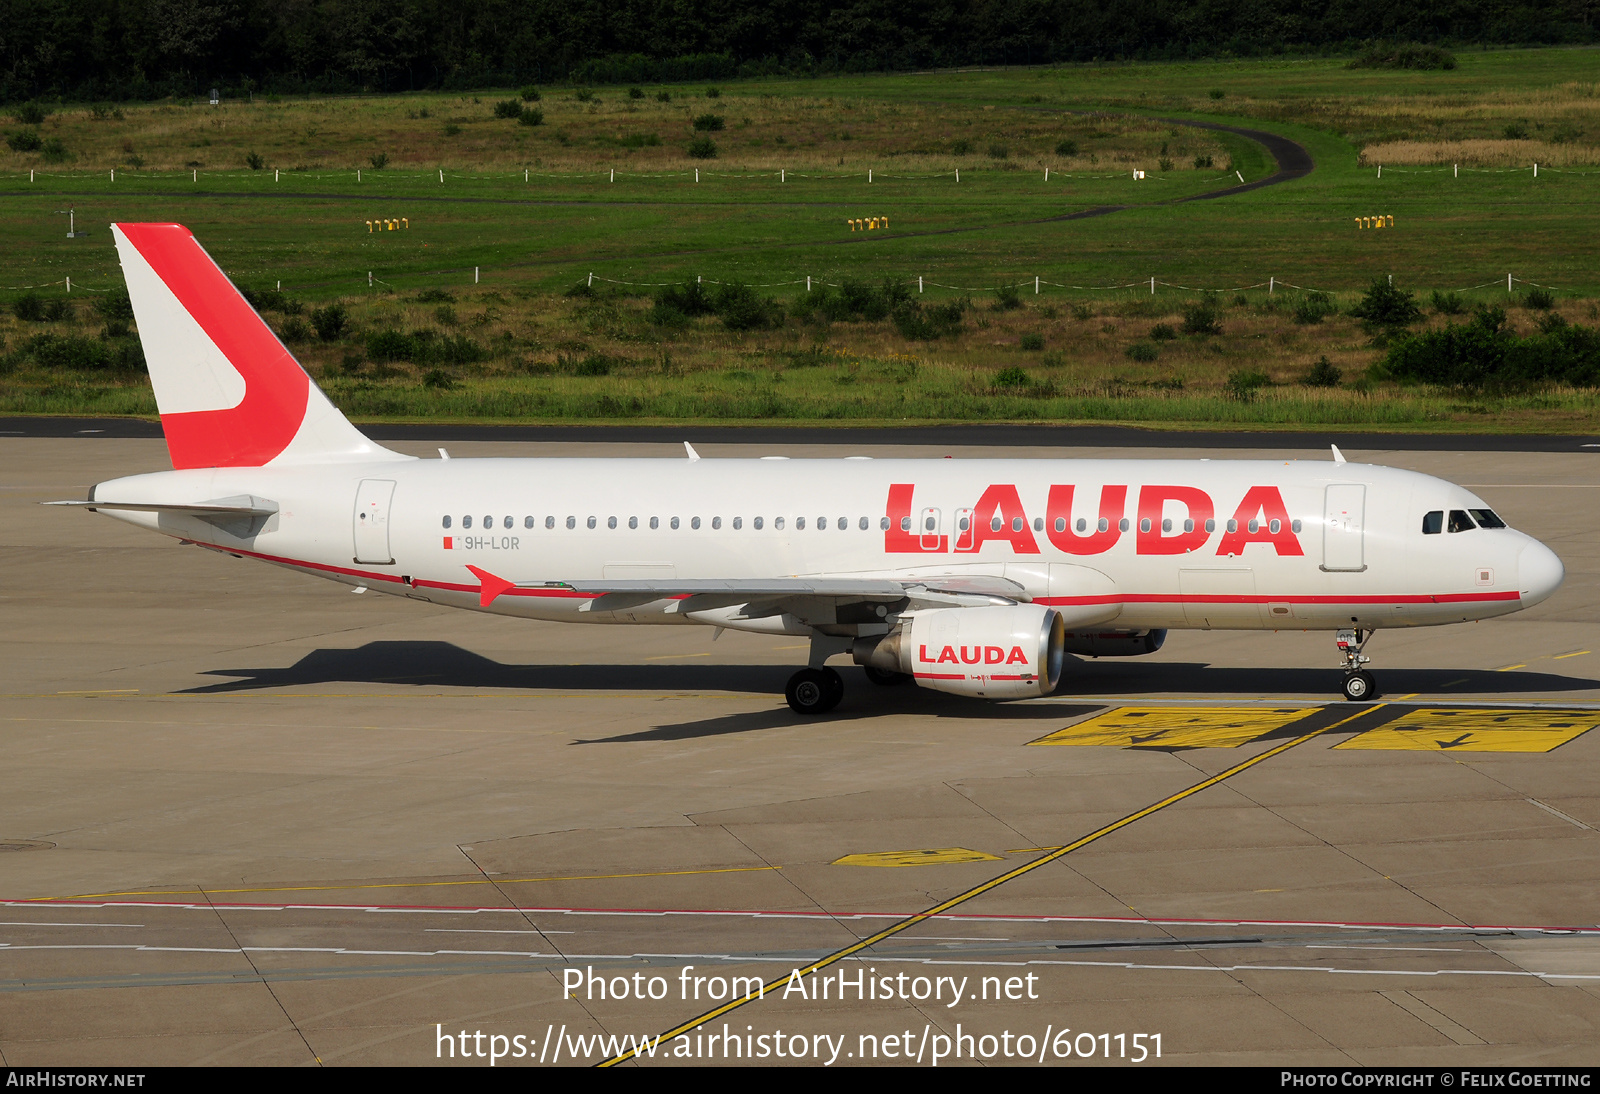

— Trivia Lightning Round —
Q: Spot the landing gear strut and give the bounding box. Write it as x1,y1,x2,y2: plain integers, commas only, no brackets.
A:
1337,628,1378,701
786,667,844,714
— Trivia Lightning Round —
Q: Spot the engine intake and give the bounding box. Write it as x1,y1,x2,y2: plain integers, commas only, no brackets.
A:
854,604,1066,699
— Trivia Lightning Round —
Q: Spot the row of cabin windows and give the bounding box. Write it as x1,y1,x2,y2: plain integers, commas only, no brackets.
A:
443,513,1303,536
444,514,892,532
1421,508,1506,535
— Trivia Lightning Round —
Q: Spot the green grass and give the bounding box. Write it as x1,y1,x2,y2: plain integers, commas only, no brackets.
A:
4,49,1600,430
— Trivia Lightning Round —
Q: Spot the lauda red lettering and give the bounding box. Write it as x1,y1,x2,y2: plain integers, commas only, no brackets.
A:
919,644,1030,665
884,484,924,553
1136,485,1214,555
1045,484,1126,555
959,483,1039,554
1217,485,1305,556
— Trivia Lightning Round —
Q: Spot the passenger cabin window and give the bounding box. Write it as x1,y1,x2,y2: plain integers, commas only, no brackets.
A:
776,517,786,530
504,516,513,530
1448,510,1476,533
1470,509,1507,529
463,515,473,529
879,517,889,530
442,515,452,529
546,516,555,529
899,517,910,532
525,516,534,529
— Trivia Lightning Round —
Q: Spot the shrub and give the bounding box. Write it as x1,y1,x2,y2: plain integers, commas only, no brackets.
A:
422,368,455,389
1523,286,1555,310
23,333,140,371
102,319,130,339
1226,369,1270,400
1149,323,1176,341
1193,154,1214,169
574,88,596,103
714,283,783,331
518,108,543,127
1158,157,1174,172
1181,301,1221,335
42,298,68,322
280,317,312,342
692,113,725,132
704,87,720,98
366,329,413,361
656,91,671,102
892,300,963,340
238,284,292,313
1431,290,1464,315
443,123,461,136
1055,139,1077,156
1537,312,1570,334
994,366,1031,387
627,87,644,100
14,103,46,125
369,152,388,169
415,288,456,303
1383,306,1600,389
493,99,523,119
1303,356,1342,387
96,288,134,324
39,138,67,163
1350,278,1422,326
1350,44,1457,70
1209,89,1225,100
986,144,1008,159
950,139,972,155
246,151,264,170
6,130,41,152
994,284,1022,311
1019,332,1044,351
687,137,717,159
620,133,660,147
654,281,715,318
14,293,45,321
1503,121,1529,140
647,303,691,330
1293,291,1336,325
1126,342,1159,362
520,85,542,102
311,304,347,342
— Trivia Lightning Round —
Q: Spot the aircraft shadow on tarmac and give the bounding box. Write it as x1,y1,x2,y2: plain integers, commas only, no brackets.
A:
180,641,1600,741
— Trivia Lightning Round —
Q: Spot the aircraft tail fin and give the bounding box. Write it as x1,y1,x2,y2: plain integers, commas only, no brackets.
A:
111,223,402,469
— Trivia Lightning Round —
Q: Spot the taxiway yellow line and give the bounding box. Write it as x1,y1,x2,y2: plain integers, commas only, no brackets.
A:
47,865,780,903
598,704,1379,1066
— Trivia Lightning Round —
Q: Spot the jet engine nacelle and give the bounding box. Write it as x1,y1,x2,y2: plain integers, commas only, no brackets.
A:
854,604,1066,699
1061,629,1167,657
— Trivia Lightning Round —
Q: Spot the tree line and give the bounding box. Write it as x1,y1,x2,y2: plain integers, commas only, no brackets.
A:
1,0,1595,101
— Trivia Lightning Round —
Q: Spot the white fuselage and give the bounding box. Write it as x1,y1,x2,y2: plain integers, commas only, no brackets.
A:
86,455,1563,636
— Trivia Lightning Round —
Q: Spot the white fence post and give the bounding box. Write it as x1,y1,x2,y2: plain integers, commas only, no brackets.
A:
955,169,959,183
868,169,872,183
1508,274,1513,293
368,271,372,287
807,276,811,292
918,276,923,293
1149,276,1154,295
476,267,481,284
65,277,70,293
439,169,444,183
1269,276,1274,294
1035,276,1039,295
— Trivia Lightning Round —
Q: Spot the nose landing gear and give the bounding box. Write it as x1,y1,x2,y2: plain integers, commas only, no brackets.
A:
1337,628,1378,701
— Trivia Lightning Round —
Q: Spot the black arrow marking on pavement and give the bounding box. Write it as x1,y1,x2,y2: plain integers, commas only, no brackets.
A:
1436,734,1473,749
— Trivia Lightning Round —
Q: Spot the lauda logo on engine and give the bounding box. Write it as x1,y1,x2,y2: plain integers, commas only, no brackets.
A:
919,644,1032,666
884,484,1305,556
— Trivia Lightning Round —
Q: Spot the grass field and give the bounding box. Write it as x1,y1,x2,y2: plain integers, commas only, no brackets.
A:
3,48,1599,430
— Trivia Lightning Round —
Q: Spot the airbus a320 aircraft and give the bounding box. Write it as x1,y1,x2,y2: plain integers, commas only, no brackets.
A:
51,224,1566,713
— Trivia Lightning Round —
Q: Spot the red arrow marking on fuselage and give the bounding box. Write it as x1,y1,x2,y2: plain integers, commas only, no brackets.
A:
465,565,516,607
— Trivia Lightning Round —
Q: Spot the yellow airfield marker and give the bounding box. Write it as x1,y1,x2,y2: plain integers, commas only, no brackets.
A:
832,848,1002,868
1336,708,1598,753
1029,705,1317,749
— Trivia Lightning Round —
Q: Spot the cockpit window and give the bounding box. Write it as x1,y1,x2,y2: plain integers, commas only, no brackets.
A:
1448,509,1477,533
1422,511,1442,535
1469,508,1507,529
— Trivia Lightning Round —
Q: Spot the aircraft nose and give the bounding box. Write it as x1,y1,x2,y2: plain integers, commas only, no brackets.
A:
1518,540,1565,607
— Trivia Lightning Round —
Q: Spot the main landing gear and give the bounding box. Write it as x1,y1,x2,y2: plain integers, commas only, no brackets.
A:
1337,628,1378,701
786,667,844,715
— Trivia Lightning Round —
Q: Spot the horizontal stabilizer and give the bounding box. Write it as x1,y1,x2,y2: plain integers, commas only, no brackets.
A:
44,494,279,517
